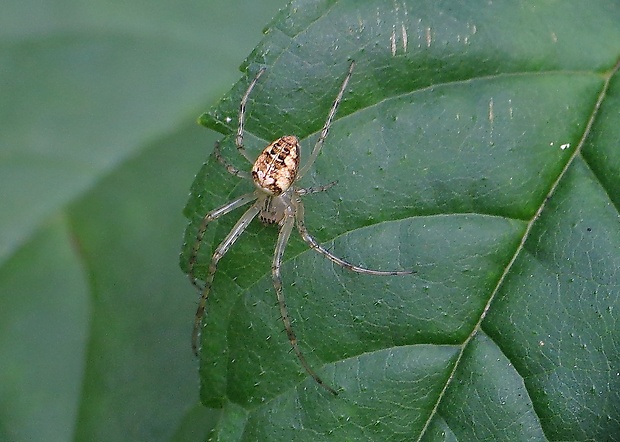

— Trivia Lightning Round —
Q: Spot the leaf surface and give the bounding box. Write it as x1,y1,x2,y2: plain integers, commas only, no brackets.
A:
180,0,620,440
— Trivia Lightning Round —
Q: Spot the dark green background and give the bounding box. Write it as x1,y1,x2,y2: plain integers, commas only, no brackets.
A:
0,0,287,441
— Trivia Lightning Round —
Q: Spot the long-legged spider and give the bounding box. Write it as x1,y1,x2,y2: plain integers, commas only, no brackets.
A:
187,61,412,395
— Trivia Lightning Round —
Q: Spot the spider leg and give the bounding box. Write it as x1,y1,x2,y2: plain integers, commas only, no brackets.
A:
273,214,338,395
297,61,355,180
296,180,338,196
294,196,413,276
213,141,251,179
188,192,258,290
192,202,261,355
236,67,266,164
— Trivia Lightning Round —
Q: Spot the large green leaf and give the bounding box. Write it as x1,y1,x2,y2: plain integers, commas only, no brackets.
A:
180,0,620,440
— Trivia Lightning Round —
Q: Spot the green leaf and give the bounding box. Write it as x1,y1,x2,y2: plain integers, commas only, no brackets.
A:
180,0,620,440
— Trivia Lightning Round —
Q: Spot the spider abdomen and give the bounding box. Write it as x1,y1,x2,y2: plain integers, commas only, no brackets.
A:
252,135,300,195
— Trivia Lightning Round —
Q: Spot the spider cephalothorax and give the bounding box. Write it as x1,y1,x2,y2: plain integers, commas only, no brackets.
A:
186,61,412,395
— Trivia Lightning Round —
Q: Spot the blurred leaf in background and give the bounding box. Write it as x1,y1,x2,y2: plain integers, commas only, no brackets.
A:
180,0,620,441
0,0,287,441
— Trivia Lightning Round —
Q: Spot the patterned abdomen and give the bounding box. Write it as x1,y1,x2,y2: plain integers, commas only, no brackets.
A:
252,135,300,195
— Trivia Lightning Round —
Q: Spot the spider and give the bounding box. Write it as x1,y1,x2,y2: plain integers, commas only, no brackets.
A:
187,61,412,395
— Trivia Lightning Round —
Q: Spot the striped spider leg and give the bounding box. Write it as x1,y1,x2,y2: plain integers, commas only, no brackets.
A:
187,61,413,395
